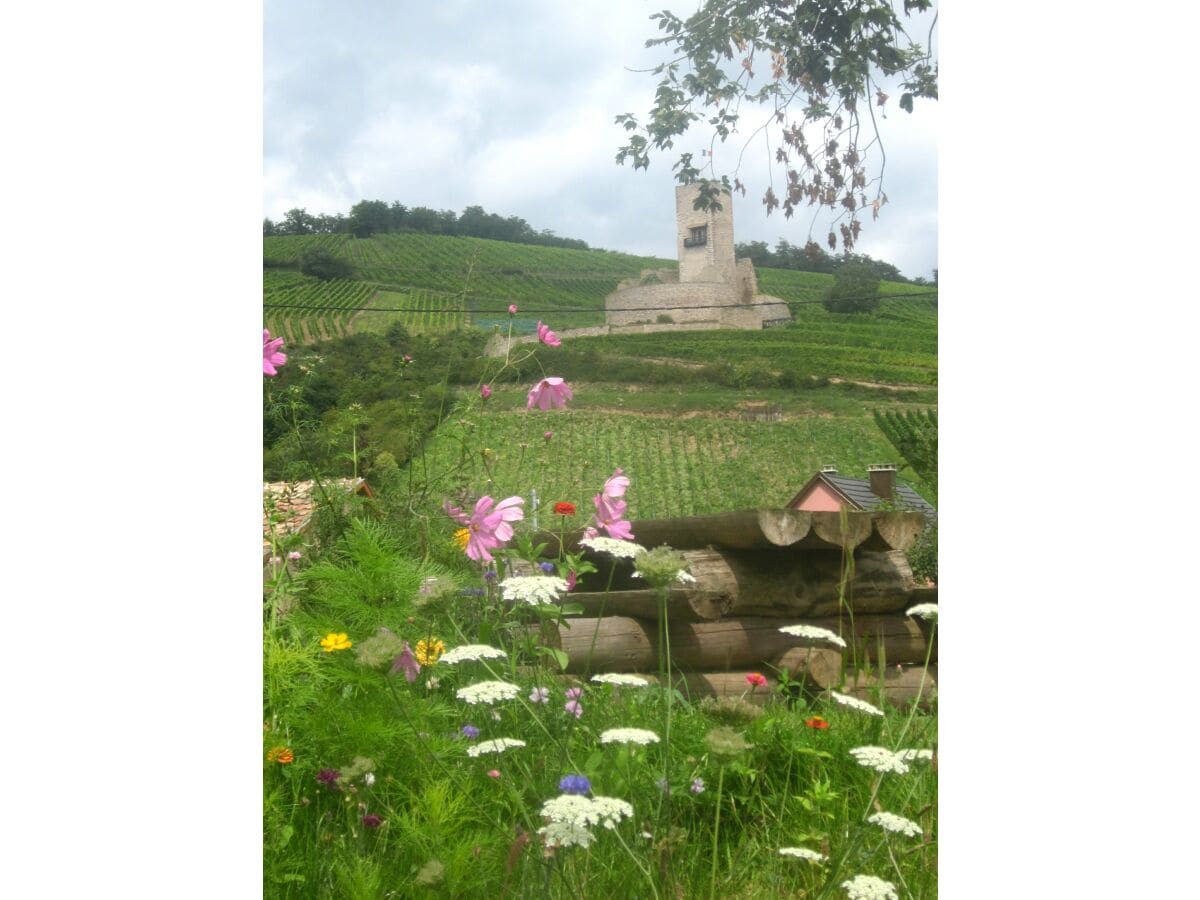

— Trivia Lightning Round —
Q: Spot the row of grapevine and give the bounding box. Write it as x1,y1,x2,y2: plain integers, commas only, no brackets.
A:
414,409,920,523
263,272,377,345
873,409,938,500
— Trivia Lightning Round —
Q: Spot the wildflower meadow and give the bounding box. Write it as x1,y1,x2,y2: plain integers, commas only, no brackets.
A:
263,316,938,898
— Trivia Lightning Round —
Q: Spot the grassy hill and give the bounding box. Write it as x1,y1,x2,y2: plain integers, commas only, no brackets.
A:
264,231,937,510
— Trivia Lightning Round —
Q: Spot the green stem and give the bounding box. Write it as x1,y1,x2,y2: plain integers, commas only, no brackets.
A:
708,764,726,900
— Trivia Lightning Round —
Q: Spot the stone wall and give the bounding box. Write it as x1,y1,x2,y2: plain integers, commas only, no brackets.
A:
605,282,731,327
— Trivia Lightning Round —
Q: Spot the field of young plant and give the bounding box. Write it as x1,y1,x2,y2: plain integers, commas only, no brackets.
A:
414,408,930,520
263,270,378,345
264,233,672,330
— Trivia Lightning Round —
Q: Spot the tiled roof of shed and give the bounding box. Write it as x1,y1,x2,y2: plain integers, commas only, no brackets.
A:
823,474,936,520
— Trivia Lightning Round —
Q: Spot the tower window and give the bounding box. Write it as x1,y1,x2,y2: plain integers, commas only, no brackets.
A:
683,225,708,247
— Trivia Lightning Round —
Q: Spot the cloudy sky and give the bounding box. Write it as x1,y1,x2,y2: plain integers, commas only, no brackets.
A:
265,0,938,279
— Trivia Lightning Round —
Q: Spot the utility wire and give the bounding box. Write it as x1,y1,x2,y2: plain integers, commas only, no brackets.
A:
262,290,938,314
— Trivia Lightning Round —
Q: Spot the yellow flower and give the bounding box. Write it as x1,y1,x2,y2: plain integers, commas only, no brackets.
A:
266,746,294,764
452,528,470,550
320,632,352,652
415,637,446,666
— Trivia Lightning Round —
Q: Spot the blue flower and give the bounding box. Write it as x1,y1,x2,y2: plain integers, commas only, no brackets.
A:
461,724,480,740
558,774,591,795
539,562,556,574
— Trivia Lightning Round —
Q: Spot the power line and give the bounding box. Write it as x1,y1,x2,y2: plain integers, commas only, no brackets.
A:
262,290,938,315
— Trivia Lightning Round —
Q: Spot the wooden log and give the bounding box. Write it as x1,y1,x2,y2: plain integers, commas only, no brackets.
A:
824,664,937,708
639,672,780,705
859,512,929,552
547,614,933,675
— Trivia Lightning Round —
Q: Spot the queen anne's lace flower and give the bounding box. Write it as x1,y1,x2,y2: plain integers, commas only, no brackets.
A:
830,691,884,716
599,727,660,746
778,847,827,862
590,673,649,687
440,644,508,665
906,603,939,620
589,796,634,829
456,680,520,705
465,738,526,758
580,536,646,558
849,746,911,775
499,575,569,606
867,811,923,837
538,820,594,848
778,624,848,648
841,874,899,900
539,794,633,831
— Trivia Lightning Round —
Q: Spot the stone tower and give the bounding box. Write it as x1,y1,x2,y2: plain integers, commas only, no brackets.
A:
675,182,737,286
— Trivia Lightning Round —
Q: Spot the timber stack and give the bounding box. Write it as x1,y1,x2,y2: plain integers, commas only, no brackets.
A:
525,509,937,708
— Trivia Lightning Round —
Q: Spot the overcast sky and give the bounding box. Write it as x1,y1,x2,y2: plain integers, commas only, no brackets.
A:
265,0,938,279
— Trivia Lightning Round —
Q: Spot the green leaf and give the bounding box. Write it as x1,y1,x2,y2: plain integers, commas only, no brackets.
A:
900,92,914,113
535,646,570,671
559,603,584,616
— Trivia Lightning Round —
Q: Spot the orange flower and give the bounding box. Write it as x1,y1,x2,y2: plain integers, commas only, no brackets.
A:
745,672,767,687
267,746,295,764
320,632,352,652
553,502,576,516
805,716,830,730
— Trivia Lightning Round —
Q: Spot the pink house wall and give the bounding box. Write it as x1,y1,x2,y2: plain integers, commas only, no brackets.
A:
791,482,845,512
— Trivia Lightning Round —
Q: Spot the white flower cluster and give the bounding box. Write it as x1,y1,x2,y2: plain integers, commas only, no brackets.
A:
778,847,827,862
906,603,939,621
580,536,646,558
440,644,508,665
455,680,520,705
465,738,526,758
867,811,923,837
540,793,634,830
590,673,650,687
830,691,884,716
629,569,696,584
841,874,898,900
896,748,934,763
599,727,660,746
848,746,911,775
499,575,569,606
778,624,848,648
538,820,594,849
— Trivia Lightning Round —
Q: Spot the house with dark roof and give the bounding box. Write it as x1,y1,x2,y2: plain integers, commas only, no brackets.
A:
787,464,935,521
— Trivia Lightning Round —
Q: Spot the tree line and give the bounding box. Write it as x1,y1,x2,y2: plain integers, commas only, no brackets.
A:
735,239,936,285
263,201,592,251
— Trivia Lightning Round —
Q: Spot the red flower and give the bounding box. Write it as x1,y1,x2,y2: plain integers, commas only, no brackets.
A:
745,672,767,688
805,716,830,730
553,502,576,516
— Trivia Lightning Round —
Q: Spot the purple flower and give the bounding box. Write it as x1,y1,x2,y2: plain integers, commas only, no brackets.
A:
564,700,583,718
361,814,383,828
526,377,573,411
537,321,562,348
480,384,492,400
529,686,550,704
558,774,591,795
287,550,302,561
539,562,556,574
390,641,421,684
565,687,583,700
484,569,497,580
263,329,287,376
690,777,706,794
461,724,480,740
316,768,341,785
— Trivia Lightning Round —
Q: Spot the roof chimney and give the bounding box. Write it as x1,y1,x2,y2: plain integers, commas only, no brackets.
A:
868,464,896,500
820,464,838,474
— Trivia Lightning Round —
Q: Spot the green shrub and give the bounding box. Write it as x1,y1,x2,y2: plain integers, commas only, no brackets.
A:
299,246,353,280
823,262,881,313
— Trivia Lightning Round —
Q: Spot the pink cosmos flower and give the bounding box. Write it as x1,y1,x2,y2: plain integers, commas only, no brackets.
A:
536,321,561,348
390,641,421,684
480,384,492,400
592,491,635,540
263,330,287,376
526,377,573,411
603,468,630,499
565,687,583,700
487,769,501,778
445,495,525,562
507,304,518,315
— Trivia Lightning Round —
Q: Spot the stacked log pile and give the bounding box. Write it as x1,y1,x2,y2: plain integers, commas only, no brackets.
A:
528,509,937,707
